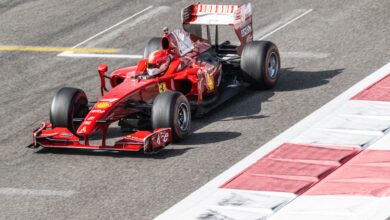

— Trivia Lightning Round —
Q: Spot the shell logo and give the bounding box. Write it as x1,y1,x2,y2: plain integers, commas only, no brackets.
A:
96,101,112,109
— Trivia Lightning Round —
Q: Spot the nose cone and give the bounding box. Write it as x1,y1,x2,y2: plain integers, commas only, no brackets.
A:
76,99,118,136
76,110,107,136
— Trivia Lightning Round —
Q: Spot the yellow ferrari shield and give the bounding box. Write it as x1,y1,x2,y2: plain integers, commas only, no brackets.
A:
158,82,167,93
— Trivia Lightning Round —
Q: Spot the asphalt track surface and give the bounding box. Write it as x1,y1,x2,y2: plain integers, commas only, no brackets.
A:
0,0,389,219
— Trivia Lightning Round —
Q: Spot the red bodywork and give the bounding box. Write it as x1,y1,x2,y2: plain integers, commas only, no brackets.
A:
31,3,253,153
32,30,222,153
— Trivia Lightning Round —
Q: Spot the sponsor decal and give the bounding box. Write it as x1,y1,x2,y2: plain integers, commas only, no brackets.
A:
241,24,252,37
99,98,119,102
126,134,143,142
83,121,92,125
152,130,170,146
158,82,167,93
87,116,95,121
79,126,87,133
96,101,112,109
91,109,106,113
106,113,114,120
60,133,73,137
40,133,57,137
206,74,215,91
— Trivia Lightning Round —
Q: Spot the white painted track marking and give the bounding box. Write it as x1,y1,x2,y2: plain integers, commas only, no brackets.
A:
258,9,313,40
57,5,153,57
58,52,143,59
0,188,76,197
155,63,390,219
84,6,170,48
70,5,153,48
370,130,390,150
253,9,308,40
58,8,317,60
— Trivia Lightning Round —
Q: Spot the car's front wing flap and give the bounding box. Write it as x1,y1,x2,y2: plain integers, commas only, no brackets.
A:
30,122,171,153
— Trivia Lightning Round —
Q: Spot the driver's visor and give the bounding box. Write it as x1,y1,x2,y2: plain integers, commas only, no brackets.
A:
147,63,157,69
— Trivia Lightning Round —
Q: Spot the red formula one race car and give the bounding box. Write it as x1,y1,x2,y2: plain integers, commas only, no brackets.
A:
30,3,281,153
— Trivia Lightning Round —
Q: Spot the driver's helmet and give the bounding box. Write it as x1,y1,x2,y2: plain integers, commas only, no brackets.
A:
147,50,171,76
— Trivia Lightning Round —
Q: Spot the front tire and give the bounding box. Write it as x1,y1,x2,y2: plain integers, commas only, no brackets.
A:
152,91,191,141
240,41,281,89
50,87,88,135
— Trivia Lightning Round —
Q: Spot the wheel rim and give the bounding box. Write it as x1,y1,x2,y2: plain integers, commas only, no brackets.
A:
177,103,189,131
267,52,279,79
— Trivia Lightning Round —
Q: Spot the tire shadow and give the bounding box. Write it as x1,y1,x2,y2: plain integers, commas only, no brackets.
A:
178,131,242,145
35,146,193,159
276,68,344,91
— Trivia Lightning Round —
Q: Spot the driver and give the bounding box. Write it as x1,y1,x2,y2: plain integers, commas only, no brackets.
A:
147,50,171,76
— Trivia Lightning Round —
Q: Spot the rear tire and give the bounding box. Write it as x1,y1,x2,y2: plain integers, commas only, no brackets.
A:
50,87,88,135
240,41,281,89
143,37,161,58
152,91,191,141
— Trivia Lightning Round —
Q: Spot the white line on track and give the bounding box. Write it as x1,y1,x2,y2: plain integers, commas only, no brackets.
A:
58,52,143,59
85,6,170,48
59,7,314,60
71,5,153,48
57,5,170,59
0,188,76,197
57,5,153,57
258,9,313,40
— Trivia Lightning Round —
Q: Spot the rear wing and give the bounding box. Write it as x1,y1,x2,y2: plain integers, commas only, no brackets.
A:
181,3,253,53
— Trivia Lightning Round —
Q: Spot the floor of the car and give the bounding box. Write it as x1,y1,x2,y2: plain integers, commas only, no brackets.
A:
193,81,248,118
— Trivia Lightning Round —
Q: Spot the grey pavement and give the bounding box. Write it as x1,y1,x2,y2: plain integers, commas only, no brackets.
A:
0,0,389,219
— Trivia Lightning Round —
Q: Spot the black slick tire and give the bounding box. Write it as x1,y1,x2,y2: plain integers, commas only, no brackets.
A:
240,41,281,89
152,91,191,141
50,87,88,135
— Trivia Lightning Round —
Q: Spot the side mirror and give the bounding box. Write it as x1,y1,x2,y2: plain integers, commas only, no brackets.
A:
98,63,108,74
98,64,108,96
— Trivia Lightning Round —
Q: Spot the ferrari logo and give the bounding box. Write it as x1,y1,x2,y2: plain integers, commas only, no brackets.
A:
158,82,167,93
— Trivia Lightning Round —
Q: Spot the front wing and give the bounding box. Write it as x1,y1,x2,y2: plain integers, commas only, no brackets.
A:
30,123,171,153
